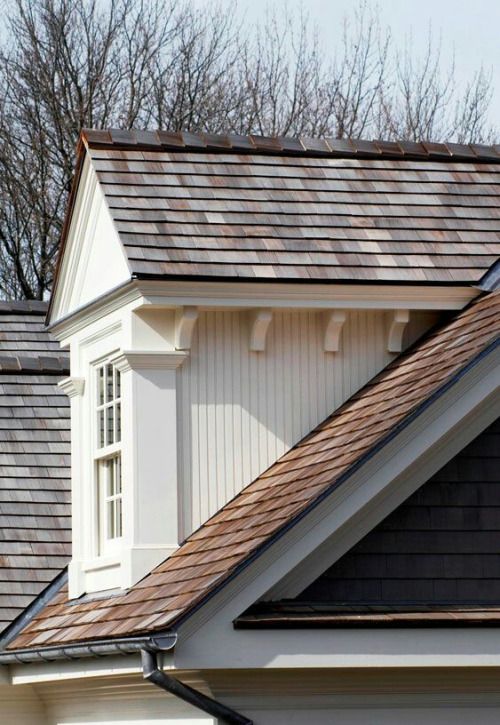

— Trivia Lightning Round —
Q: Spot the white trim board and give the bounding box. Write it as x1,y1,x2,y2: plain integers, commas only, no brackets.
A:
50,278,478,341
138,280,477,311
172,345,500,670
49,155,131,325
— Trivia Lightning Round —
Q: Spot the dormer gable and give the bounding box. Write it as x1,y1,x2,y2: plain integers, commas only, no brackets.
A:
50,154,130,323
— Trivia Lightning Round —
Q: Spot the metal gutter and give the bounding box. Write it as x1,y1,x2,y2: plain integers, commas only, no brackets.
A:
141,649,252,725
0,634,177,664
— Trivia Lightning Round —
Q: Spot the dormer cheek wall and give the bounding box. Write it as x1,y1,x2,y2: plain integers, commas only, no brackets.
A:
63,303,437,596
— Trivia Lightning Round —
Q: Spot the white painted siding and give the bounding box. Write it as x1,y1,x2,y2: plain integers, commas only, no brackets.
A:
0,682,47,724
178,309,392,535
10,670,500,725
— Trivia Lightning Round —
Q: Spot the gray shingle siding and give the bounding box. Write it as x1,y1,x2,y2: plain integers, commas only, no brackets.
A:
298,418,500,606
0,302,70,633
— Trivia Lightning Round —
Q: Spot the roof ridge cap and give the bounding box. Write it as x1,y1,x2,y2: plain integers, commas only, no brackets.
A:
81,128,500,163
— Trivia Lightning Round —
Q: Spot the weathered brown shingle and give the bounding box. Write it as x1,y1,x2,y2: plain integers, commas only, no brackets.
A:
52,130,500,294
7,291,500,651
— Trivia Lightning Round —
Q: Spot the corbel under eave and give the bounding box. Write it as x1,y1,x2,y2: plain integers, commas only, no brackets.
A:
323,310,347,352
387,309,410,353
249,309,273,352
175,306,199,350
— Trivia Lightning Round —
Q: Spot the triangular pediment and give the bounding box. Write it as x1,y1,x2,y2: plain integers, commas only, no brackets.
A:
50,154,130,323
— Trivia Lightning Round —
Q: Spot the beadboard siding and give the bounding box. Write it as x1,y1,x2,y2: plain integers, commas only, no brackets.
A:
178,309,393,534
298,417,500,606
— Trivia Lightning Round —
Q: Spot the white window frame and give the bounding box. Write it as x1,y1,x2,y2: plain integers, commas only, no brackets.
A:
93,358,123,556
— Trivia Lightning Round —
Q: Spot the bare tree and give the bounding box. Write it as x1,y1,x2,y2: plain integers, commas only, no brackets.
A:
378,30,495,143
0,0,496,299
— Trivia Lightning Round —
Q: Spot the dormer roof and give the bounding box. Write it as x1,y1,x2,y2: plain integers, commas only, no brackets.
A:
50,130,500,318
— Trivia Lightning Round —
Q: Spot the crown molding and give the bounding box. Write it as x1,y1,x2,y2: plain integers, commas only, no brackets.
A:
109,350,189,373
58,376,85,398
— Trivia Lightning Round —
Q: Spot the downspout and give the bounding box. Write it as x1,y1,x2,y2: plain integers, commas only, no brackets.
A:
141,649,253,725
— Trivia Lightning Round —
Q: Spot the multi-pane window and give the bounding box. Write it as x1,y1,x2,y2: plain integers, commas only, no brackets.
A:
95,362,122,552
97,363,121,448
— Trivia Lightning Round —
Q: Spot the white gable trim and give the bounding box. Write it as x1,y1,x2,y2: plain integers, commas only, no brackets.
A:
172,344,499,669
50,155,130,324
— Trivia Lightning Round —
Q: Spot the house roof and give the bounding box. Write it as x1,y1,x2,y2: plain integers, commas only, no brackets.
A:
7,290,500,652
53,130,500,297
0,302,71,634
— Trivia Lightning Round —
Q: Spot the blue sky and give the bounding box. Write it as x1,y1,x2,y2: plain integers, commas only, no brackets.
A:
195,0,500,130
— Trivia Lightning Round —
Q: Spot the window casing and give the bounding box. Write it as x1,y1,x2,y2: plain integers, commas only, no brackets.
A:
94,361,122,554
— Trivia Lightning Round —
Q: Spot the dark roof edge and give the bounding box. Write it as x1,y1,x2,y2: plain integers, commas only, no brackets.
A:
0,633,177,664
82,129,500,163
132,272,480,287
479,259,500,291
0,570,68,652
0,569,178,663
174,323,500,631
234,613,500,629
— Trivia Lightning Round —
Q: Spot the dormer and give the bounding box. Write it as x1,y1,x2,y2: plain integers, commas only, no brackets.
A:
50,130,486,598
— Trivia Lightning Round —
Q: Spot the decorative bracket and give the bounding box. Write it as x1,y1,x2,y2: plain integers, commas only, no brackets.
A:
58,376,85,398
110,350,188,373
323,310,347,352
249,309,273,352
387,309,410,353
175,306,199,350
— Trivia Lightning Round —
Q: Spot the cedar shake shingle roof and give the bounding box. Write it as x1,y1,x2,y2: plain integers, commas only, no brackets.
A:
7,291,500,651
59,130,500,290
0,302,70,633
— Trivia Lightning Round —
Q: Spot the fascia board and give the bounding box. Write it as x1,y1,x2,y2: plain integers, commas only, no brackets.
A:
137,280,478,311
49,153,92,324
173,346,500,668
50,278,477,344
173,625,500,672
9,654,143,685
49,282,143,345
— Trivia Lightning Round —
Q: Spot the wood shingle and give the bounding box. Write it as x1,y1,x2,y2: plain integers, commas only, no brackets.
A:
0,302,70,633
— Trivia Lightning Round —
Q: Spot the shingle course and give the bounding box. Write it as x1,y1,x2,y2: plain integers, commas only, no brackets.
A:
68,130,500,286
0,303,70,633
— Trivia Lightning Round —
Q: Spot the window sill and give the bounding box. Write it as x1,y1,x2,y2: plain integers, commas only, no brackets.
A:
82,554,121,573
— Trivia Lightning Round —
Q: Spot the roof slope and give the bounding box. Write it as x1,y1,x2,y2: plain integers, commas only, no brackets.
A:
0,302,70,633
8,291,500,651
67,130,500,287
